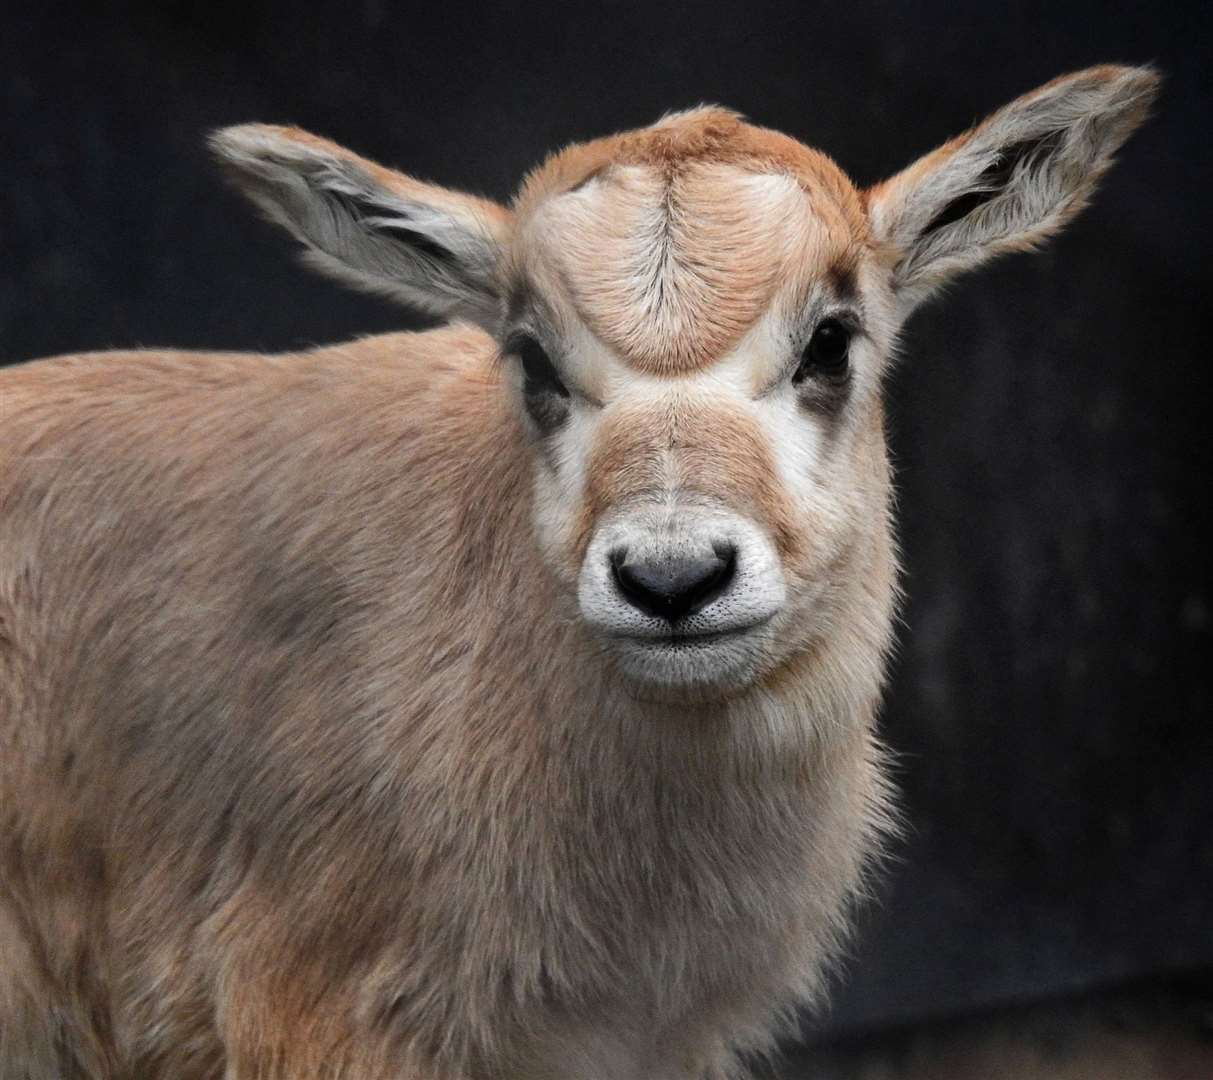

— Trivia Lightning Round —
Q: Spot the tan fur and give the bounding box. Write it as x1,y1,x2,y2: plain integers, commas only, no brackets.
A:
0,331,891,1078
0,66,1155,1079
514,107,866,228
577,398,806,563
510,108,865,375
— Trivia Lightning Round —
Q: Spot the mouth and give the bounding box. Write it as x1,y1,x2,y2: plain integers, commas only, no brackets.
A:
602,617,777,693
611,619,770,649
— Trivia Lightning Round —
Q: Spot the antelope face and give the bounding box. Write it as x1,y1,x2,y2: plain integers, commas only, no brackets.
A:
212,67,1157,693
501,118,894,693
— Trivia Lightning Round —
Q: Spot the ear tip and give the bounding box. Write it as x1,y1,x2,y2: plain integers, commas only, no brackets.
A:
1085,63,1164,106
1113,63,1164,97
1052,64,1161,137
207,123,283,163
1110,65,1164,135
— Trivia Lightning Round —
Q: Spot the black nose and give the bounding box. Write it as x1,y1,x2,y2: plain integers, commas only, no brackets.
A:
610,545,737,622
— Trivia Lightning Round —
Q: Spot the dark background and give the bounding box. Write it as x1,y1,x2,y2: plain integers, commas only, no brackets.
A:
3,0,1210,1056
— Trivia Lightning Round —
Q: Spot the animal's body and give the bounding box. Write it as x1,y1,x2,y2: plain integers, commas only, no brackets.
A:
0,67,1156,1078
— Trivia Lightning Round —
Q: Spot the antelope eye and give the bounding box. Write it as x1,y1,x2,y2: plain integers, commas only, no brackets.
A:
511,334,571,435
516,336,568,399
794,318,851,383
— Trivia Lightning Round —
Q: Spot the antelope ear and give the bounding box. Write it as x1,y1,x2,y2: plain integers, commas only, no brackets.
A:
210,124,511,331
865,65,1159,313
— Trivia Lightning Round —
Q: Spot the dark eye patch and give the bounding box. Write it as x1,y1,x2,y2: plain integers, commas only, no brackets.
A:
507,333,570,434
518,337,568,399
790,314,856,418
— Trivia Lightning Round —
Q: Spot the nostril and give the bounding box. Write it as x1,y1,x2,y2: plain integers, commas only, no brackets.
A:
611,544,737,622
712,541,738,579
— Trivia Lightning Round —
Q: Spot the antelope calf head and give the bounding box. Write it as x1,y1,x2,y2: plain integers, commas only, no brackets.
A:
215,66,1156,699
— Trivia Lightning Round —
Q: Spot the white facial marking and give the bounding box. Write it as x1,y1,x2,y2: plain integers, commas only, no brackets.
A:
512,163,886,692
577,500,788,689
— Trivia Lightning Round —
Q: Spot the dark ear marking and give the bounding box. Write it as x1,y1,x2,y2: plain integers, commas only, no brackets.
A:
923,128,1067,236
368,220,456,266
318,181,461,269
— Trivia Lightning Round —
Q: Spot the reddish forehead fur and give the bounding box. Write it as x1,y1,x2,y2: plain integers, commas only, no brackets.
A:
516,106,865,212
511,107,869,376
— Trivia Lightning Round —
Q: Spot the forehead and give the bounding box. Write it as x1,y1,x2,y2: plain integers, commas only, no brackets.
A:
509,107,868,376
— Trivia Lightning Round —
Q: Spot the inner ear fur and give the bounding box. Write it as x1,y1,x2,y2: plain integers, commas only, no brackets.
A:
210,124,512,330
865,65,1160,309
